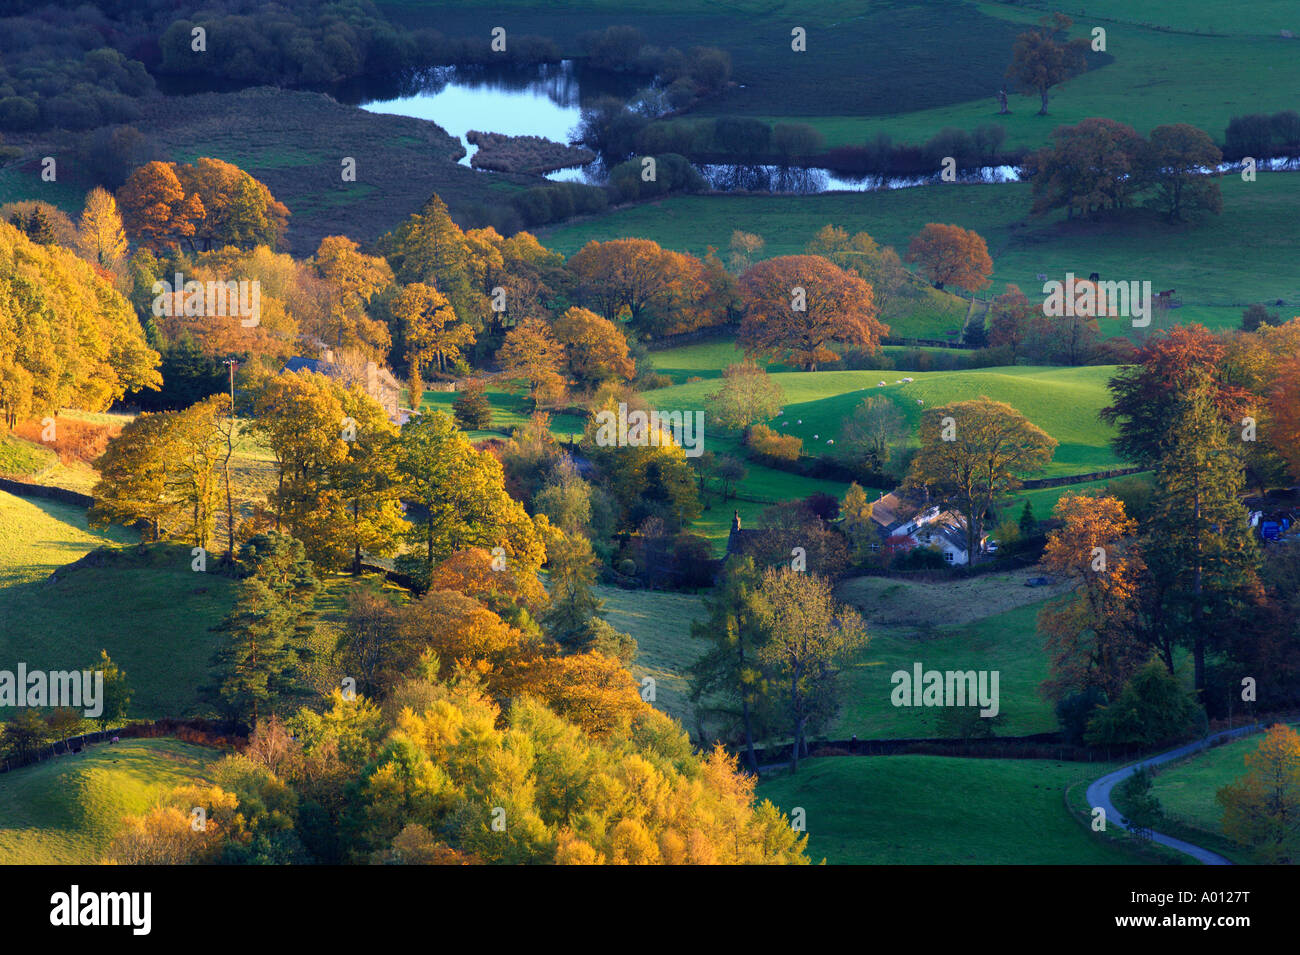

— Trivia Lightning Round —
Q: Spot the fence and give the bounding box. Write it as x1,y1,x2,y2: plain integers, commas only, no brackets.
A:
1020,467,1144,490
749,733,1145,769
0,718,238,775
0,727,125,774
0,476,93,508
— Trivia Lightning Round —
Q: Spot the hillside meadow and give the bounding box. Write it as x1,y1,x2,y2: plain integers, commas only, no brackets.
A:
649,363,1124,477
758,755,1146,864
0,738,216,864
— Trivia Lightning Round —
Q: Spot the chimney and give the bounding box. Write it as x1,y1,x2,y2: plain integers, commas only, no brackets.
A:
731,510,741,532
366,361,378,394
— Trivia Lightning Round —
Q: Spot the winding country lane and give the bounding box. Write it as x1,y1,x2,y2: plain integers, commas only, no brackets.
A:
1085,723,1263,865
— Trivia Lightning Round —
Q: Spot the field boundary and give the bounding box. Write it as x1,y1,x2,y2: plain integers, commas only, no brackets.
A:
0,476,93,508
1,718,236,776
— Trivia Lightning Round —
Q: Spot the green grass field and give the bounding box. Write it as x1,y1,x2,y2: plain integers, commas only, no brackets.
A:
0,493,235,718
596,583,704,730
832,598,1057,738
758,755,1145,864
651,364,1123,477
543,174,1300,335
0,738,216,864
414,385,588,440
1115,724,1289,863
0,488,392,719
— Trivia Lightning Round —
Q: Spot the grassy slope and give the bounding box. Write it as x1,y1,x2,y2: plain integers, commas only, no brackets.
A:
787,4,1300,150
0,738,215,864
833,598,1056,738
758,755,1144,864
595,583,703,730
1124,725,1293,863
0,493,234,717
651,364,1122,476
542,174,1300,334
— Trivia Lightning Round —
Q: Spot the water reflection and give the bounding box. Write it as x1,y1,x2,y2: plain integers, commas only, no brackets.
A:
358,60,635,166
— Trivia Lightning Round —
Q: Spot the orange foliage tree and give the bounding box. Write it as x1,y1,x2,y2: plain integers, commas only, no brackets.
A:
1038,494,1149,701
738,254,886,371
905,223,993,294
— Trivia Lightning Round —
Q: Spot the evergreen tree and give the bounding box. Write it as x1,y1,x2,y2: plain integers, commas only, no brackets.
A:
209,533,318,727
540,531,603,649
1018,500,1037,537
688,557,774,771
1145,372,1261,697
452,381,493,430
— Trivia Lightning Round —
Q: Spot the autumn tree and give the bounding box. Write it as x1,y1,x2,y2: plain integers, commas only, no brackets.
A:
304,236,394,362
391,282,475,378
1006,13,1089,115
335,388,405,575
1,220,160,428
582,391,701,532
753,568,867,772
176,157,290,251
428,545,548,631
567,238,720,336
251,371,351,562
707,360,785,432
1027,118,1145,218
840,483,877,561
728,229,765,273
986,284,1035,363
395,410,546,589
497,317,568,407
1038,494,1148,702
117,160,203,251
553,305,635,388
76,186,128,272
90,395,229,548
1140,123,1224,222
1272,351,1300,480
906,397,1057,562
1101,325,1254,469
89,411,177,542
805,224,910,317
166,393,231,550
738,255,886,371
905,223,993,295
1218,724,1300,863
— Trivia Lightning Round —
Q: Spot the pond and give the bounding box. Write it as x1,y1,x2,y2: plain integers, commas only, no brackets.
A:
357,60,637,167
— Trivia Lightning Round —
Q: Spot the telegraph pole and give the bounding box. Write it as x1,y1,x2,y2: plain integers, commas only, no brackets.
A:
221,358,239,561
